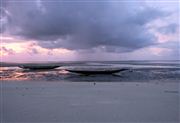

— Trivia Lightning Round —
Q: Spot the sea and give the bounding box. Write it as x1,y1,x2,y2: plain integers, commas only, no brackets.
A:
1,61,180,82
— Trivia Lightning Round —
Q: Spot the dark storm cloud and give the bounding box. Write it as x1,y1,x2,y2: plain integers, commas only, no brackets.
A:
4,1,167,52
158,23,178,34
0,7,11,33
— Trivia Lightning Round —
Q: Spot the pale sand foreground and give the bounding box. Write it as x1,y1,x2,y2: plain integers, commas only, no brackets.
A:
1,81,180,123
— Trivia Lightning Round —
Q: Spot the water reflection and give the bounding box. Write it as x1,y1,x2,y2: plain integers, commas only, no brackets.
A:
1,64,180,82
0,67,69,81
0,67,27,81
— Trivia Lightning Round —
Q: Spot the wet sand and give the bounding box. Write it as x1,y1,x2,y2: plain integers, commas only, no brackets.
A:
1,81,180,123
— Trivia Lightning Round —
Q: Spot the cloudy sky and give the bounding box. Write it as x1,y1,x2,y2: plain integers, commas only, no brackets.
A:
0,0,179,62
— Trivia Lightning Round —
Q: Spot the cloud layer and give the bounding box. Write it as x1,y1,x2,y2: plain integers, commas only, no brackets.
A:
1,0,179,61
3,1,169,52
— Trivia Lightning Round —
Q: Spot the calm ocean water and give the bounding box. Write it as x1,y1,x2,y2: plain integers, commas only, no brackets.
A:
1,61,180,82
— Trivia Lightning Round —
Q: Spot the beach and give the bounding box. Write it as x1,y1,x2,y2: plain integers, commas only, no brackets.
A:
1,81,179,123
1,61,180,123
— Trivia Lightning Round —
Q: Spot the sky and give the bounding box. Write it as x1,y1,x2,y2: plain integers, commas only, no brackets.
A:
0,0,179,62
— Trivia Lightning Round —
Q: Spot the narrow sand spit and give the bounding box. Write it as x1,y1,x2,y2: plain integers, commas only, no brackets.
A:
1,81,179,123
